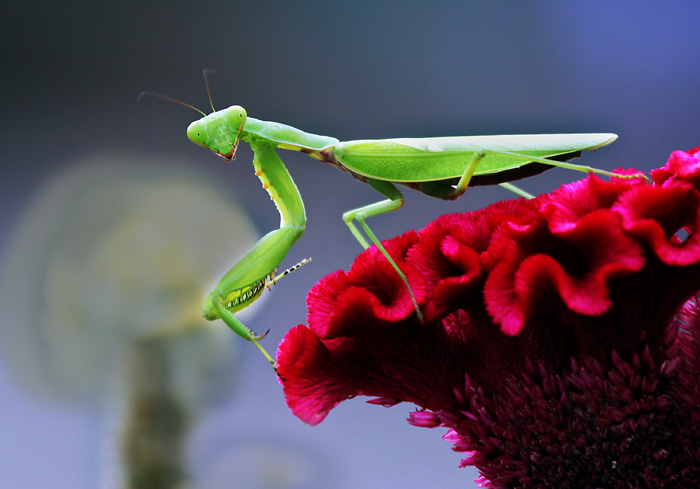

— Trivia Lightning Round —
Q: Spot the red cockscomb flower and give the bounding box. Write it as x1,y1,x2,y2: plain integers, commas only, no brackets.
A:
277,147,700,488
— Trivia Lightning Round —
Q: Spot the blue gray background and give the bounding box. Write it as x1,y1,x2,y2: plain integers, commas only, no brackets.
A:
2,2,700,488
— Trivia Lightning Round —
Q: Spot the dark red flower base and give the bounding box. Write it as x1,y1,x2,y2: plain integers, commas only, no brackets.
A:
277,148,700,487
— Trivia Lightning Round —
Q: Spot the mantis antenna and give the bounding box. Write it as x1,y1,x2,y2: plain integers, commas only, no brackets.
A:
137,69,218,115
136,91,207,117
202,68,217,112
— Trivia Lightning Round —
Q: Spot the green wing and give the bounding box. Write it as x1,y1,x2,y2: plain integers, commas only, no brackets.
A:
333,133,618,183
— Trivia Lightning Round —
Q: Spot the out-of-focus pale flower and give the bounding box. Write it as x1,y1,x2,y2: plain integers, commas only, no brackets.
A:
0,155,260,400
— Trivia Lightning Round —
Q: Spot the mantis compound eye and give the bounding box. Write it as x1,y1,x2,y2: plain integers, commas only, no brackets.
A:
186,120,208,147
223,105,247,130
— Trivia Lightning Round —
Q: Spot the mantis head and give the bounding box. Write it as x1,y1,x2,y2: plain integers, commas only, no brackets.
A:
187,105,247,161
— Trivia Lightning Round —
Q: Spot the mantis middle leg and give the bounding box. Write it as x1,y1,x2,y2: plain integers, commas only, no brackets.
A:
342,179,425,323
341,156,506,323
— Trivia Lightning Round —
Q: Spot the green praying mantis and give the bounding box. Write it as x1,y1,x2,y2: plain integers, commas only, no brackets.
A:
142,73,644,369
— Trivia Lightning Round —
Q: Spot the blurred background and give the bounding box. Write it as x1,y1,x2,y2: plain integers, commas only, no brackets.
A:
2,1,700,488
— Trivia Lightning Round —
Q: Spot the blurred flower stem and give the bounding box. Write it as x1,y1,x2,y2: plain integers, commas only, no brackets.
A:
122,339,188,489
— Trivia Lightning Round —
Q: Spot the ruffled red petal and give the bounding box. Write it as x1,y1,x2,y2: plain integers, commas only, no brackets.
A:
306,232,428,338
345,231,427,324
615,182,700,265
651,149,700,187
543,173,646,233
406,213,485,320
276,325,355,425
306,269,351,338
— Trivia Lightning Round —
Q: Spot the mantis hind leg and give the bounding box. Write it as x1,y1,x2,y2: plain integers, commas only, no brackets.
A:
497,182,536,199
342,179,424,323
452,149,647,200
452,150,534,198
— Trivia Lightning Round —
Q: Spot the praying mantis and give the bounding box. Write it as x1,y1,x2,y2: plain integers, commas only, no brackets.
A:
142,73,640,368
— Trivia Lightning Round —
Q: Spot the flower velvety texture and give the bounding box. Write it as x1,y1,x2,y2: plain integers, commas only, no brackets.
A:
277,148,700,488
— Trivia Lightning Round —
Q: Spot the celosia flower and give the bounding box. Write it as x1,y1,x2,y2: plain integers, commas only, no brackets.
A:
277,148,700,488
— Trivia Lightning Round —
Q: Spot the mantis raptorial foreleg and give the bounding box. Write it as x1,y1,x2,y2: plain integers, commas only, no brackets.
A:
208,253,311,368
212,302,275,364
202,225,304,365
201,142,307,367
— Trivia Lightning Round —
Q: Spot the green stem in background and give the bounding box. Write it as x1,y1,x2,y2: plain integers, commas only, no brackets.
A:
122,339,189,489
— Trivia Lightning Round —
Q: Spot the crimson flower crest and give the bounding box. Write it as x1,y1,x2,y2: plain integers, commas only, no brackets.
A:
278,148,700,488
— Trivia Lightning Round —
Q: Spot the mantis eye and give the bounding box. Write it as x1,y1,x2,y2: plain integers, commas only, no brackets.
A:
186,121,208,146
223,105,247,130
